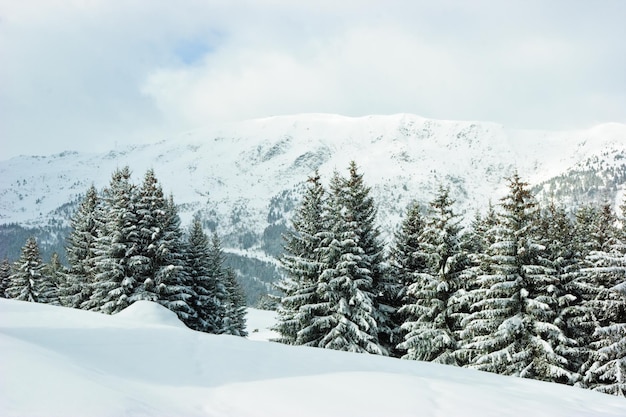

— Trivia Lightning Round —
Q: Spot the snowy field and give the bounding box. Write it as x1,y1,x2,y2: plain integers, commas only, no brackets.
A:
1,299,625,417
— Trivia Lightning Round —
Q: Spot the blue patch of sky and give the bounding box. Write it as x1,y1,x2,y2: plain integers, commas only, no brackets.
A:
174,37,216,65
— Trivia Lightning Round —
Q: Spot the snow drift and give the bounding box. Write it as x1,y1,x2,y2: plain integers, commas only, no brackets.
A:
1,298,625,416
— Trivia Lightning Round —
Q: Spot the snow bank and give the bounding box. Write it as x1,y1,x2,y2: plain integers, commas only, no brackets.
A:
1,298,625,417
113,300,188,328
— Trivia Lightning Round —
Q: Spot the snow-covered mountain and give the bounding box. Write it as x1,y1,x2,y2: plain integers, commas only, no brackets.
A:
1,114,625,299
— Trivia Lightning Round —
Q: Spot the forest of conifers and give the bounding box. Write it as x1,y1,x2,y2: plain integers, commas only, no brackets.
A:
2,161,625,397
273,161,626,397
1,167,247,337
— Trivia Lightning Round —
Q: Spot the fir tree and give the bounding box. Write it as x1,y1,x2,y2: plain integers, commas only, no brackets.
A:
87,167,140,313
6,237,58,304
222,268,248,336
0,258,11,298
206,232,230,332
274,173,326,346
153,195,195,322
387,202,427,357
311,163,385,355
130,169,167,303
580,205,626,396
185,223,227,333
64,185,100,309
43,252,66,306
462,173,573,383
538,202,588,378
462,202,499,269
456,202,498,365
397,186,469,364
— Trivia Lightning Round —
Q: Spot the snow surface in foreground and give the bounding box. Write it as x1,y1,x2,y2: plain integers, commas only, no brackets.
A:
1,299,625,417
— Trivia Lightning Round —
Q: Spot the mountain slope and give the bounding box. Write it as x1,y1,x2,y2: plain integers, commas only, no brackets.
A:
2,298,626,417
1,114,625,300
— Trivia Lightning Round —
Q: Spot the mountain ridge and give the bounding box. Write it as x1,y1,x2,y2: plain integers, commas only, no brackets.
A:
1,113,625,303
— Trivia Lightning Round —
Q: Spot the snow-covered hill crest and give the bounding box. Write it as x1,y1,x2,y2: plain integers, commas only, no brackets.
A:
1,113,625,255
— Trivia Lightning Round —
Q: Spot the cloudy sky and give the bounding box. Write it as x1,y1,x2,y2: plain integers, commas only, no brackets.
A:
1,0,625,158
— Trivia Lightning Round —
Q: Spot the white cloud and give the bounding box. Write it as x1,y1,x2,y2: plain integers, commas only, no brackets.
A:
1,0,625,158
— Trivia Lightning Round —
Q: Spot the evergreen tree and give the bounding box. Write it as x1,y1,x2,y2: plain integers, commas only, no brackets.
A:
456,203,498,365
152,195,195,322
462,173,573,383
538,202,588,377
43,252,66,306
64,185,100,309
222,268,248,336
387,202,427,357
0,258,11,298
310,163,385,355
130,169,166,303
87,167,140,313
6,237,58,304
274,173,326,346
580,204,626,395
397,186,469,364
185,222,227,333
463,202,499,268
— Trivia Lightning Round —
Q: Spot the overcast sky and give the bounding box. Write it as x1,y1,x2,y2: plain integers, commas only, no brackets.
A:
1,0,625,159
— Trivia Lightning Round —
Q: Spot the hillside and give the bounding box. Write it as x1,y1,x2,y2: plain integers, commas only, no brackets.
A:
1,114,625,301
2,298,625,416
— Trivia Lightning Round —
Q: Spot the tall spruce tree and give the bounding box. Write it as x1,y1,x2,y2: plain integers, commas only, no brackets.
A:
6,237,58,304
563,204,616,371
274,173,326,346
538,202,588,377
397,186,469,364
64,185,100,309
387,202,427,357
130,169,168,303
456,203,499,365
152,195,195,323
461,173,573,383
197,229,230,333
185,218,220,332
580,204,626,396
311,163,385,355
87,167,140,313
0,258,11,298
222,268,248,336
43,252,66,306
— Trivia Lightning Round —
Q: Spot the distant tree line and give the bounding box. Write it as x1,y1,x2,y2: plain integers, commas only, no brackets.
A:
274,162,626,397
1,167,247,336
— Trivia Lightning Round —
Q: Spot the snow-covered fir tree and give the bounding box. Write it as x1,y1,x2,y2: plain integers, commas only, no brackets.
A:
310,163,386,355
152,195,195,323
461,173,574,383
345,162,394,354
43,252,66,304
456,202,499,365
462,202,499,268
397,186,469,364
580,203,626,396
6,237,59,304
205,232,230,332
184,220,227,333
64,185,100,308
86,167,140,313
0,258,11,298
129,169,170,303
387,202,427,357
538,202,589,377
222,268,248,336
274,172,326,346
